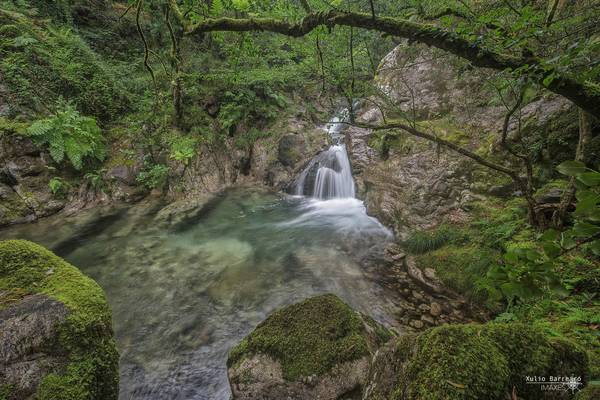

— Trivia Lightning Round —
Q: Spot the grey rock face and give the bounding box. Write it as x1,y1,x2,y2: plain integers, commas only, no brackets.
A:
229,354,369,400
0,294,70,399
0,135,61,226
348,43,574,236
278,134,306,167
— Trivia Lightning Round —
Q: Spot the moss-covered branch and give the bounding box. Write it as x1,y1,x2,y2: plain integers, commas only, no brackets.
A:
181,10,600,118
363,120,518,178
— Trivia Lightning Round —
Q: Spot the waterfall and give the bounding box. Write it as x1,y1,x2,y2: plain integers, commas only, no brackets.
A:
295,109,356,199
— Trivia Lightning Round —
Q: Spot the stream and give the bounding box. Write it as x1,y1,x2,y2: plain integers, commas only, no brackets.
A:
0,112,398,399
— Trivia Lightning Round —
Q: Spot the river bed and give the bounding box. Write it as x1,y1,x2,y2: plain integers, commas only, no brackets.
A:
0,188,396,399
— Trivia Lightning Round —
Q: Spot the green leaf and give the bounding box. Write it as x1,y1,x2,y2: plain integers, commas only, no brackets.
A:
556,161,586,177
542,72,556,87
525,249,542,261
542,242,561,259
504,250,519,264
573,222,600,237
577,172,600,187
540,229,559,241
575,189,599,203
560,232,576,249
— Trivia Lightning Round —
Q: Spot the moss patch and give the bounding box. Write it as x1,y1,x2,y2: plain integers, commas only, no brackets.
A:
388,323,588,400
227,294,392,381
0,239,119,400
415,244,498,302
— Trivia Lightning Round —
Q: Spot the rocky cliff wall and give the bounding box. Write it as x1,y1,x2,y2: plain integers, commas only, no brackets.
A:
347,43,577,237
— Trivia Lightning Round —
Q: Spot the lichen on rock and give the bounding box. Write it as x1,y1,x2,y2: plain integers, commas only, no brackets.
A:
227,293,394,400
0,239,119,400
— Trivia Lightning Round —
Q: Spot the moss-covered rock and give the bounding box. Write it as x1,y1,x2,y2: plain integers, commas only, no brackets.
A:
0,240,119,400
364,323,589,400
227,294,394,400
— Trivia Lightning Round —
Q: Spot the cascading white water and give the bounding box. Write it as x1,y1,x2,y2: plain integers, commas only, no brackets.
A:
311,145,355,198
295,109,356,199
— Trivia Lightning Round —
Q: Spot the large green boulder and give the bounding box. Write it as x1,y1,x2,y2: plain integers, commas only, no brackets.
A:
227,294,394,400
364,323,589,400
0,240,119,400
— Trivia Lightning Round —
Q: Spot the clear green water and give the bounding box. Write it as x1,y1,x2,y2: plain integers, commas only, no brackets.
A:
0,188,395,399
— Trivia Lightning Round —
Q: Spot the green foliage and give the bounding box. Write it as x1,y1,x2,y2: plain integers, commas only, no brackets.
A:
472,199,528,250
84,170,106,192
0,117,27,137
402,224,463,254
217,87,287,133
136,159,169,189
483,245,566,305
417,244,497,304
234,128,271,149
546,161,600,254
0,10,129,120
477,161,600,307
27,104,105,170
169,136,197,166
48,176,68,197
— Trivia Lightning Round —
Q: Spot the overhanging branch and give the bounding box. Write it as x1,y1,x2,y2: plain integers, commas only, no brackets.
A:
354,120,519,179
179,10,599,118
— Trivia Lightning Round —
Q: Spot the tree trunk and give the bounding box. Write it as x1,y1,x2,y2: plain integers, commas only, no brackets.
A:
552,109,593,227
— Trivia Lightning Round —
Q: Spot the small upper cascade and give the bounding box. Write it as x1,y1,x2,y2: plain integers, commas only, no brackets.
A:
295,109,356,199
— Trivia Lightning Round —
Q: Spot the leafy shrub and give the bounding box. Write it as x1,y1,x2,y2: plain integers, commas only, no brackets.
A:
479,161,600,307
0,14,129,120
48,176,68,197
84,169,106,192
136,160,169,189
27,104,105,170
217,87,286,133
169,136,197,166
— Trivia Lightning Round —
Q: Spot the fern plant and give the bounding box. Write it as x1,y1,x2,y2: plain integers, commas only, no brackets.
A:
48,176,68,197
27,103,105,170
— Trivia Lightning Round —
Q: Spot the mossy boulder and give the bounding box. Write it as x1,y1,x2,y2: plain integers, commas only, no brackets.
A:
227,294,394,400
364,323,589,400
0,240,119,400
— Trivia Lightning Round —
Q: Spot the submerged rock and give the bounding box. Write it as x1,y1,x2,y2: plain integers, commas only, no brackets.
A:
0,240,119,400
227,294,394,400
153,194,219,230
363,323,588,400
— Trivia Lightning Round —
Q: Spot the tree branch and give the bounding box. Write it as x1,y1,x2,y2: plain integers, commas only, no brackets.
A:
135,0,157,94
180,10,600,118
560,230,600,256
354,120,519,178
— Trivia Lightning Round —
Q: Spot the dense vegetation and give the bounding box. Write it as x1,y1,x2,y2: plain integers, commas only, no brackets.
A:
0,0,599,398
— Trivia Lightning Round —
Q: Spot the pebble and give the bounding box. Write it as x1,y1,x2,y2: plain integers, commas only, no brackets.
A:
412,290,424,302
430,302,442,317
411,320,424,329
418,304,430,312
